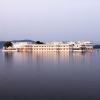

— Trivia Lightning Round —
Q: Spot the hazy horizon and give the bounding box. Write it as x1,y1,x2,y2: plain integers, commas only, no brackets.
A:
0,0,100,41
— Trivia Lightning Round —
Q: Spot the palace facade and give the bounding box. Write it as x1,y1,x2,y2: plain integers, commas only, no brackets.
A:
3,41,93,52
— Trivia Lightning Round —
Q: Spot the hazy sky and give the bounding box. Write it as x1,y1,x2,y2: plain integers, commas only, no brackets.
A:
0,0,100,41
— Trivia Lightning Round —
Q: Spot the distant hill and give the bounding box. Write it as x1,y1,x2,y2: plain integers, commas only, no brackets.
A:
11,39,35,43
0,41,5,49
93,45,100,49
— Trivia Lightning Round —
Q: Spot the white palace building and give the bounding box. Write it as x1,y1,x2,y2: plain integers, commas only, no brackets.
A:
3,41,93,52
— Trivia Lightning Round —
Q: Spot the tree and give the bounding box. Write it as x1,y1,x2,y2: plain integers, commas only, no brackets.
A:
4,42,13,49
35,41,44,44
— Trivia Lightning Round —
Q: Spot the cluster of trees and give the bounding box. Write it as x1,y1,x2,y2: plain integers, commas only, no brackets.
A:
4,42,13,49
35,41,44,44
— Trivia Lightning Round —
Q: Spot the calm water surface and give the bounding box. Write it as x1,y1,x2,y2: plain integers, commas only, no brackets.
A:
0,50,100,100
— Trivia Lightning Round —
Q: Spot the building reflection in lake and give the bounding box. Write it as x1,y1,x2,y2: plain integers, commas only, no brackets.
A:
3,51,93,69
3,52,14,67
1,50,100,100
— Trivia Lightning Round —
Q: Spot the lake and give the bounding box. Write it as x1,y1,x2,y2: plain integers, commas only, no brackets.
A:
0,50,100,100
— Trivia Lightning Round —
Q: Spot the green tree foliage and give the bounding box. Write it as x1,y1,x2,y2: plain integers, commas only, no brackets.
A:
35,41,44,44
4,42,13,48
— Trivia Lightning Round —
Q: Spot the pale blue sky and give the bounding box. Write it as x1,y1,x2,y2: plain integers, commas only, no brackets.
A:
0,0,100,41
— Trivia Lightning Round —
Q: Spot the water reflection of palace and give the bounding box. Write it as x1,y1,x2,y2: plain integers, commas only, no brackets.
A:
3,52,14,67
3,51,94,68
